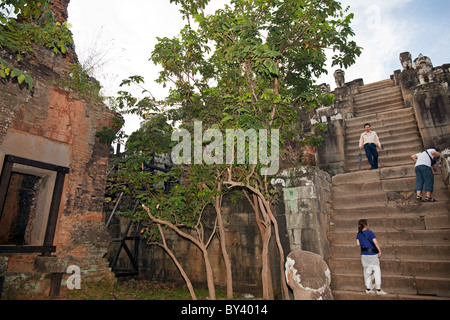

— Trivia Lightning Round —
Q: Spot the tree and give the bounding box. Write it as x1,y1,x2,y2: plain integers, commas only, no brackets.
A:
116,0,361,300
109,114,221,300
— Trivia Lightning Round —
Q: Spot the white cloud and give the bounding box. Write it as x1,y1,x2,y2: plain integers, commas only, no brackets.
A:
316,1,417,88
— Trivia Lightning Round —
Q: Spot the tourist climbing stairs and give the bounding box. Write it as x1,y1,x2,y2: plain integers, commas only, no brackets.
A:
328,79,450,299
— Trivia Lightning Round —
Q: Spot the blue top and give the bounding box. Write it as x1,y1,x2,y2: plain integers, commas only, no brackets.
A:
356,230,377,255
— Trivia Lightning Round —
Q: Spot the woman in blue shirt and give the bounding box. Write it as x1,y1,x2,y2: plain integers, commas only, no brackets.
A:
356,219,387,295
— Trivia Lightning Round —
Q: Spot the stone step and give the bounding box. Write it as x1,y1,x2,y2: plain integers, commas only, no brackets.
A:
345,137,422,154
332,169,384,185
332,192,387,209
330,257,450,278
333,165,445,184
346,124,420,143
354,86,402,102
345,155,423,173
333,190,450,210
330,229,450,245
329,243,450,260
357,79,395,93
330,212,450,231
332,180,383,196
381,176,447,193
346,117,417,137
345,149,423,168
346,138,422,154
331,272,450,297
332,289,450,300
354,93,403,109
346,127,421,145
332,205,450,228
331,201,450,217
354,96,404,115
345,124,423,145
346,161,415,173
345,145,425,164
345,117,418,137
354,104,404,119
345,108,415,128
354,103,406,118
345,154,422,172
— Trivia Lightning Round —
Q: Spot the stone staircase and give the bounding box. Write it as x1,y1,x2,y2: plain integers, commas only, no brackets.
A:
328,79,450,300
345,79,423,172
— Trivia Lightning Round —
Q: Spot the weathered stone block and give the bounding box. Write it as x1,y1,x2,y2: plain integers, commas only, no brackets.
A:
285,250,333,300
34,256,68,273
0,257,8,274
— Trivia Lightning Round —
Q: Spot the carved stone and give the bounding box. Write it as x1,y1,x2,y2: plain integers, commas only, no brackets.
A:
334,69,345,88
414,53,434,84
400,52,413,70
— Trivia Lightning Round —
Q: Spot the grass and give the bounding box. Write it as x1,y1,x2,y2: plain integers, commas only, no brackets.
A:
66,278,256,300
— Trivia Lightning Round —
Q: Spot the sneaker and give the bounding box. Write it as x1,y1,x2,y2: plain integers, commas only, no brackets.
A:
365,289,375,294
376,289,388,295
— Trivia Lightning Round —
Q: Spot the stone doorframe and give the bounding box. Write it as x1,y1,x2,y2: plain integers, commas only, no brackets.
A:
0,155,69,256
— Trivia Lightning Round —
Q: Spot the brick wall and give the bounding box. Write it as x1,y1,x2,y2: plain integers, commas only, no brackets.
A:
0,4,118,297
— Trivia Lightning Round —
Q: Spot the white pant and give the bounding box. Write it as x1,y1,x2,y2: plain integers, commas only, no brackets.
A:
361,255,381,288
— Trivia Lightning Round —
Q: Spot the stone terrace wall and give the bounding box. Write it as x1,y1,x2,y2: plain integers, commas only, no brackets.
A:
274,166,332,261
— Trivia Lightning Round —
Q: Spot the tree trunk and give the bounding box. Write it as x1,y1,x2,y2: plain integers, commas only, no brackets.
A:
245,192,274,300
201,247,216,300
261,221,274,299
215,192,233,299
229,182,289,300
143,204,217,300
259,195,290,300
155,225,197,300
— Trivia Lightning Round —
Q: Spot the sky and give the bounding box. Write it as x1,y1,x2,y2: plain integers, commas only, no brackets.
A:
67,0,450,136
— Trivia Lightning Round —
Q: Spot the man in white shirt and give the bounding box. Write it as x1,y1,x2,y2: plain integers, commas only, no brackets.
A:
359,123,383,170
411,148,440,202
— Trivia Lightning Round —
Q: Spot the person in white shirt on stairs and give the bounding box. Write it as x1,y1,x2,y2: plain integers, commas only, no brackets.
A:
359,123,383,170
411,148,440,202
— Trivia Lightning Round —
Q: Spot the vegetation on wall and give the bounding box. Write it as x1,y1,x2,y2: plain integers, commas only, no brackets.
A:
0,0,73,90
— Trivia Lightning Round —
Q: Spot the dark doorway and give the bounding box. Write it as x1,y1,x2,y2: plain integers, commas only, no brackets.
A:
0,155,69,255
0,173,41,245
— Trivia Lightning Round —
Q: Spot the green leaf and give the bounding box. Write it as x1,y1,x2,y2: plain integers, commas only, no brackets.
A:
24,74,33,90
220,114,233,125
17,74,26,84
10,68,21,78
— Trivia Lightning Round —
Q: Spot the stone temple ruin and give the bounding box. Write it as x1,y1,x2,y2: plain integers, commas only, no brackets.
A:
0,1,118,298
0,1,449,300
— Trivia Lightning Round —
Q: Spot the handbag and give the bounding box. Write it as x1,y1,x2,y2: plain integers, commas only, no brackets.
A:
424,150,437,166
360,231,379,254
